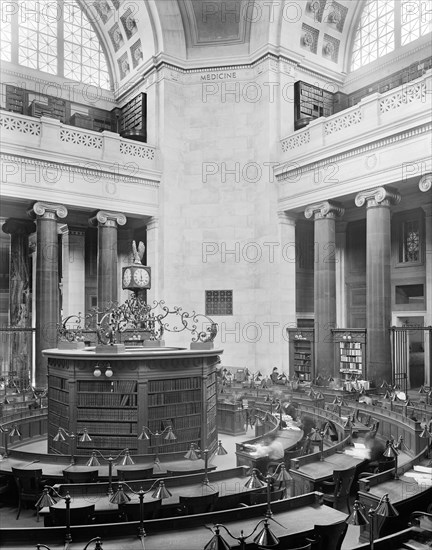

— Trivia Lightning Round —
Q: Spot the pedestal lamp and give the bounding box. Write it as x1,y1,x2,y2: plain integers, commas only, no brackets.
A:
110,479,171,538
53,427,92,465
86,448,135,495
346,494,399,550
382,439,399,479
138,425,177,472
36,486,72,543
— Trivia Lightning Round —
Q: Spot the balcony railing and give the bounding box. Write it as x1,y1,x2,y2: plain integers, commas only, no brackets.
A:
280,69,431,158
0,110,158,170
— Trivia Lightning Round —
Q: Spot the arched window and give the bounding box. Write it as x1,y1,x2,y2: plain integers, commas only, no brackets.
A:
351,0,431,71
0,1,111,89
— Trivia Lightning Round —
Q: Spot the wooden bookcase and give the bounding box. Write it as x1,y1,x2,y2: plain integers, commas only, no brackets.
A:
294,81,334,130
47,351,219,456
287,328,315,382
120,92,147,141
332,329,367,381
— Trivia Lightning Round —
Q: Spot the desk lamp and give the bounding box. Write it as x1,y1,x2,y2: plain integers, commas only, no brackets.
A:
346,494,398,550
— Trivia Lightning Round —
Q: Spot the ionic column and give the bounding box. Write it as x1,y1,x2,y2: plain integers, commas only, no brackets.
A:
278,211,297,373
2,218,36,385
28,202,68,390
420,174,432,386
355,186,401,385
89,211,126,311
146,217,159,303
305,201,344,378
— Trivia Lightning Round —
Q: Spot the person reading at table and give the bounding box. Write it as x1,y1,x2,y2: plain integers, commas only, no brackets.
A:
364,431,386,466
245,433,285,475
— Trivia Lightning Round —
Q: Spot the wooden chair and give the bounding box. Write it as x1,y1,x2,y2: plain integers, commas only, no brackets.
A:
48,503,95,526
306,520,348,550
12,467,46,520
121,498,161,521
178,491,219,515
320,466,356,513
116,466,154,481
62,469,99,484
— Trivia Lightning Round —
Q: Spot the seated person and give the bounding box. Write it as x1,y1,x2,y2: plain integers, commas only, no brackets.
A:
245,433,285,475
283,401,297,421
299,414,316,438
270,367,279,384
364,431,386,466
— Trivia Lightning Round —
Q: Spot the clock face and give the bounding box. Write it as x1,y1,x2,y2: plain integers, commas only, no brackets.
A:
133,268,150,287
123,268,132,287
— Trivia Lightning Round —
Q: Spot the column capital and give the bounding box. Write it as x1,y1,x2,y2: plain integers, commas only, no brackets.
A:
419,173,432,193
2,218,36,235
28,201,68,221
89,210,127,228
277,211,296,226
146,217,159,231
355,186,401,208
304,201,344,220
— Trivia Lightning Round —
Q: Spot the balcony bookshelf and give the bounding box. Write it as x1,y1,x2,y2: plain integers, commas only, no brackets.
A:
332,329,367,383
287,328,315,382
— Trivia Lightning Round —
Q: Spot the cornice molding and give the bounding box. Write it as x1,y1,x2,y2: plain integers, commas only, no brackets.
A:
276,122,432,181
304,200,345,220
0,154,160,188
355,186,401,208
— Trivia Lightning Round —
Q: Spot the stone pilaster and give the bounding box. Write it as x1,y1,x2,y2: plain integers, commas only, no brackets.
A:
60,226,86,318
355,186,401,385
2,218,36,386
305,201,344,378
277,211,297,373
335,221,347,328
89,210,126,311
28,202,68,390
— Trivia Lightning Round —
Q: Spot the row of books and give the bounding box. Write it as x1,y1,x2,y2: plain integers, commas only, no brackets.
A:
339,342,362,349
295,353,311,359
147,389,202,406
148,377,202,392
77,422,136,434
148,401,201,418
77,407,137,421
49,375,68,391
295,365,311,372
340,354,362,362
49,388,69,403
77,380,137,393
49,400,68,417
77,435,137,451
77,393,138,407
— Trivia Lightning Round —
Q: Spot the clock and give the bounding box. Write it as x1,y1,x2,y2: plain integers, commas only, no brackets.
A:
122,265,151,290
123,267,132,288
133,268,150,287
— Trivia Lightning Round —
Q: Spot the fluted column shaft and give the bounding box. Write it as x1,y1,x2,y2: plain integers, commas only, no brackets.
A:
355,186,400,385
305,201,344,378
89,211,126,311
28,202,68,389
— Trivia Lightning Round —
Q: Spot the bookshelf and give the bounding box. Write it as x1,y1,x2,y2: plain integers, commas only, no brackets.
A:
294,81,334,130
332,329,367,382
287,328,315,382
120,92,147,141
46,350,220,456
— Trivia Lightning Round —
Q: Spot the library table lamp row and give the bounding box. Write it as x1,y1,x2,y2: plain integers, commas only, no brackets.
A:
204,468,288,550
86,448,135,495
184,440,228,485
346,493,399,550
53,427,92,465
110,479,171,538
138,425,177,472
